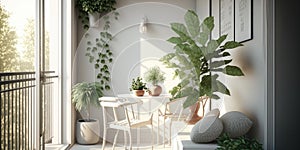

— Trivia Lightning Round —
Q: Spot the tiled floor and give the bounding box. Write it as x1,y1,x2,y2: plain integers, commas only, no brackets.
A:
70,142,172,150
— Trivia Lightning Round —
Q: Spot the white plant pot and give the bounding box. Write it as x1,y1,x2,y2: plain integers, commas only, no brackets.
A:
76,119,100,144
88,12,100,28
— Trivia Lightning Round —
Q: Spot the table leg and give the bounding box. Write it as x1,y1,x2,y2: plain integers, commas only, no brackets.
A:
102,106,107,150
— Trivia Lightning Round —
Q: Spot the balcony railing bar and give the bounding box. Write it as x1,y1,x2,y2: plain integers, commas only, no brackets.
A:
1,71,56,150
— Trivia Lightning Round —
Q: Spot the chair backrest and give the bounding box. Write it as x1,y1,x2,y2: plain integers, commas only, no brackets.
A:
165,97,190,118
122,102,153,127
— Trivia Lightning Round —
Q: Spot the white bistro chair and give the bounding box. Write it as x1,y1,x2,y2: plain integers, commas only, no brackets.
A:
158,97,189,146
99,97,154,150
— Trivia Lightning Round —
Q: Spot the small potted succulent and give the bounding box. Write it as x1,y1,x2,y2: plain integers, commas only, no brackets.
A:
129,77,147,96
144,66,166,96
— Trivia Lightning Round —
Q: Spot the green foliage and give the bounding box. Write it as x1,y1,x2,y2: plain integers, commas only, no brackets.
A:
19,19,50,71
144,66,166,85
76,0,116,14
160,10,244,108
77,0,120,94
216,133,263,150
129,77,147,91
0,5,19,72
76,0,118,30
72,82,103,121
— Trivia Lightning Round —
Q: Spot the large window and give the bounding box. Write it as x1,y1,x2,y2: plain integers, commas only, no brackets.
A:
0,0,63,149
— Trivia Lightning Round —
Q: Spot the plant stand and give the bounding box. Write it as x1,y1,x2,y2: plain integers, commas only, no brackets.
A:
186,96,210,124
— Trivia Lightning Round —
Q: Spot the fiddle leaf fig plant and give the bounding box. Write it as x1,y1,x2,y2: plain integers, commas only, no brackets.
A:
160,10,244,108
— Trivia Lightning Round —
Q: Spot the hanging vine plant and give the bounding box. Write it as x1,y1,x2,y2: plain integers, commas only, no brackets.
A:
76,0,119,91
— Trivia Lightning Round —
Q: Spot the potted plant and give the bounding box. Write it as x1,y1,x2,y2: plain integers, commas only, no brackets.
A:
129,77,148,96
216,133,263,150
71,82,103,144
144,66,166,96
76,0,117,27
160,10,244,122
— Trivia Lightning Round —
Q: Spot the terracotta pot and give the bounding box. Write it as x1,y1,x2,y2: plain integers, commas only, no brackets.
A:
148,85,162,96
134,90,145,96
186,102,203,124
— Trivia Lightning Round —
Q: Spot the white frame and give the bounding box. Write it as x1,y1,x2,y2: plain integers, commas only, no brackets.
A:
234,0,253,43
219,0,234,42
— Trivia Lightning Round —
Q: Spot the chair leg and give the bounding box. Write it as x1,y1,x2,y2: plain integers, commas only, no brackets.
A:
169,120,172,146
102,130,106,150
163,117,166,147
129,129,132,150
124,130,127,149
113,130,120,150
151,124,154,150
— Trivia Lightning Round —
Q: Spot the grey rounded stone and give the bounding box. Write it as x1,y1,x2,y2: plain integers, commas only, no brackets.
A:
190,115,223,143
220,111,253,138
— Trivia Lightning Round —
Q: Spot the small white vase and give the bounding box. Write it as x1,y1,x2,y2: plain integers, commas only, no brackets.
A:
88,12,100,28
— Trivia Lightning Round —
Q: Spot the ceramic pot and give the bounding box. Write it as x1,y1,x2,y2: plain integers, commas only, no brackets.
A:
76,119,99,144
88,12,100,27
148,85,162,96
134,90,145,96
186,102,202,124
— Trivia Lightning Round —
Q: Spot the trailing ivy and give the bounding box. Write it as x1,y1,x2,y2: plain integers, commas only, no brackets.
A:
76,0,119,92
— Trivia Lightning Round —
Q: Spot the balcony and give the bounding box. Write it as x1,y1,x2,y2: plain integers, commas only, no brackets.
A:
0,0,271,149
0,71,58,150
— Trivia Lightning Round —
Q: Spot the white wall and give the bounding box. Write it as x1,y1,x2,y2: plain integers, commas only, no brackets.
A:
196,0,267,148
75,0,196,144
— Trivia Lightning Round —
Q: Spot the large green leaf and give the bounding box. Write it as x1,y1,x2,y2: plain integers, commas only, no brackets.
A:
206,40,219,54
183,90,200,108
217,35,227,45
184,10,200,38
211,94,220,100
199,74,218,97
197,32,209,46
222,41,243,49
171,23,189,38
160,53,175,62
167,37,183,44
210,59,232,68
202,16,214,33
216,80,230,95
175,53,192,70
224,65,244,76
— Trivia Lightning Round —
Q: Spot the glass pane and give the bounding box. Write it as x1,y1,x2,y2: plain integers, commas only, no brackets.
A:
1,1,36,149
43,0,60,145
0,0,36,72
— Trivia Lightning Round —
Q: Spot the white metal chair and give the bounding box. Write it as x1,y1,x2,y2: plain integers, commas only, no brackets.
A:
158,97,189,146
99,97,154,150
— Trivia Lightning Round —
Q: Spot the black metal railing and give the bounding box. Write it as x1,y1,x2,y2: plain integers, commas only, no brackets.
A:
0,71,57,150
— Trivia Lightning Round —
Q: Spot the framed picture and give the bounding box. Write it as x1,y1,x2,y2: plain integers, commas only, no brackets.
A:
219,0,234,42
234,0,253,43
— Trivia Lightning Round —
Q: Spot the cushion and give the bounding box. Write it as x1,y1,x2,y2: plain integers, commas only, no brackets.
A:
220,111,253,138
190,109,223,143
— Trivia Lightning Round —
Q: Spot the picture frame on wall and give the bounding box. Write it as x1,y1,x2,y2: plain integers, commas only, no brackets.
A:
214,0,253,43
234,0,253,43
219,0,234,42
